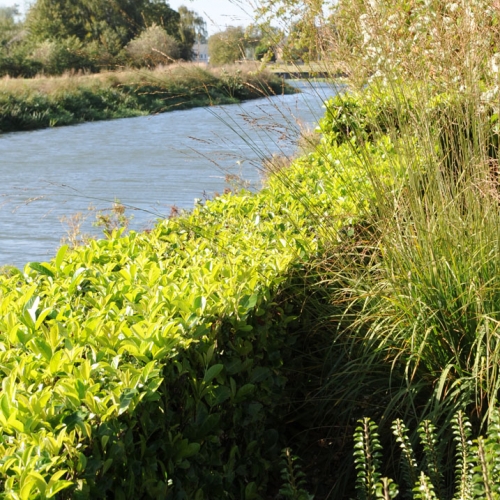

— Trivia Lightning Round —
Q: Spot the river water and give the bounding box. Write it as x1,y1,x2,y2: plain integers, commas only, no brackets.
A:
0,81,337,268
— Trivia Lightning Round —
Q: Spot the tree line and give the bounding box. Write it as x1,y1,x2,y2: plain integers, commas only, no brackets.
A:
0,0,207,76
0,0,326,77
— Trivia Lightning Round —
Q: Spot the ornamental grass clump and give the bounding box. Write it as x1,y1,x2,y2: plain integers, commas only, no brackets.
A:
246,0,500,495
324,0,500,422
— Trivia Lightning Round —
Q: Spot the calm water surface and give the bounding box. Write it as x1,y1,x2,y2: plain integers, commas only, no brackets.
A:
0,81,337,268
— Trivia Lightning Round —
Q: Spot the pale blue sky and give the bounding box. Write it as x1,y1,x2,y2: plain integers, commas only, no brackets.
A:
0,0,256,34
168,0,254,34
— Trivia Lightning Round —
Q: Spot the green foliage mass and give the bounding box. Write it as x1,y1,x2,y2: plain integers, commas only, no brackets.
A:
208,26,249,65
25,0,180,56
0,1,210,76
0,122,387,497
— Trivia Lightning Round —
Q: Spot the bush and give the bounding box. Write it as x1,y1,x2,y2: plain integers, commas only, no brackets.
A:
126,25,180,67
29,36,95,75
0,134,383,497
208,26,247,65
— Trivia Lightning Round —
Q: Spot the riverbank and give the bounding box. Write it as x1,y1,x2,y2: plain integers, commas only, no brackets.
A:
266,61,347,79
0,64,295,133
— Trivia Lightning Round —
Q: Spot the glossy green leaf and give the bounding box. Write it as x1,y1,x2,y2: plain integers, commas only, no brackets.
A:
203,364,223,384
29,262,55,278
55,245,69,269
177,442,200,459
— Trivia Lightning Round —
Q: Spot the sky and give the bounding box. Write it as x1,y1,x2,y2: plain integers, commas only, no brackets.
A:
0,0,256,35
168,0,255,34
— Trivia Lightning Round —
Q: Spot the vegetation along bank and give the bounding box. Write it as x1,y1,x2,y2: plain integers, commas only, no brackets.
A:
5,0,500,496
0,65,293,134
0,105,385,497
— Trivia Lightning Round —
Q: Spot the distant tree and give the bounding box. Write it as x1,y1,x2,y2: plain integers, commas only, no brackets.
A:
0,5,38,77
0,5,19,23
25,0,181,56
126,24,180,67
0,5,22,47
246,24,279,62
29,36,92,74
208,26,247,65
282,21,325,62
251,0,331,62
177,5,207,60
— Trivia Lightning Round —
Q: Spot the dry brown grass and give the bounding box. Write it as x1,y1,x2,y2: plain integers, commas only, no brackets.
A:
0,62,274,97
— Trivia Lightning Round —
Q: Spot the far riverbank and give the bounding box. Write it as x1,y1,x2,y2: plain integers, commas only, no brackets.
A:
0,64,295,133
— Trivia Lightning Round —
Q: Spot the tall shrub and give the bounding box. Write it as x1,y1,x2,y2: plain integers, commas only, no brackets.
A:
126,25,180,67
208,26,247,65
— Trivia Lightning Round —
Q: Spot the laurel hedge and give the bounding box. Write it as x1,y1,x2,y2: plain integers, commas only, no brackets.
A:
0,122,395,498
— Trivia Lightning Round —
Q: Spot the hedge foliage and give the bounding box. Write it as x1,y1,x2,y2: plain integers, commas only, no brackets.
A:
0,105,395,498
320,87,500,165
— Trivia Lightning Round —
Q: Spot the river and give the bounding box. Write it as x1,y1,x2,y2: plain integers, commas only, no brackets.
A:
0,81,337,268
